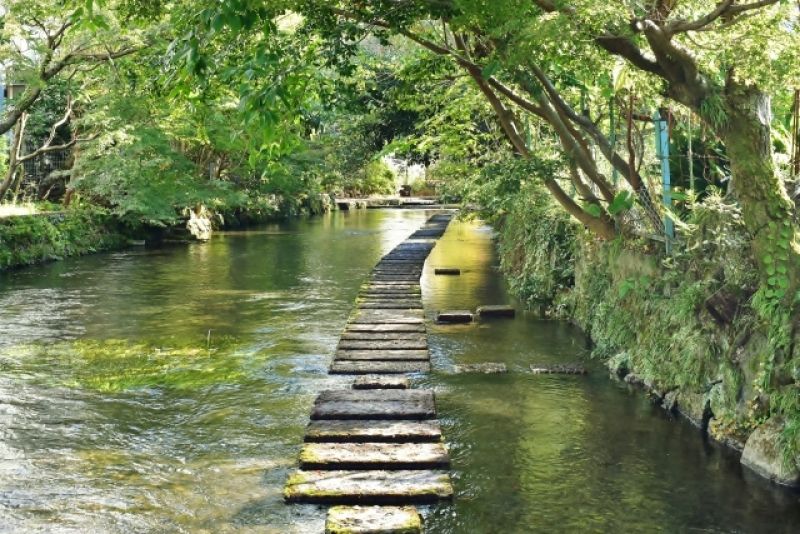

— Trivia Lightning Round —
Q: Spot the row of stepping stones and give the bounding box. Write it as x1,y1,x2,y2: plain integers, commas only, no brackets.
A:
284,213,455,533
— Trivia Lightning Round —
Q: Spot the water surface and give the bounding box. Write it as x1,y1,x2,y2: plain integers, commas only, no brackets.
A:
0,210,798,533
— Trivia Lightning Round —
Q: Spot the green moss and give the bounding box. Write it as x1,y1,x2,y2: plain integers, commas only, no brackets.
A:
6,337,247,392
0,205,127,269
496,192,800,462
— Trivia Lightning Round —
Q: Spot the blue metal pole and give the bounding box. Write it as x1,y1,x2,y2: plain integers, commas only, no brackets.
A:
654,110,674,250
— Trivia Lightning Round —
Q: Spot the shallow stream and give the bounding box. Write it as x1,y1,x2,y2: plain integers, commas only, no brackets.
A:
0,210,798,533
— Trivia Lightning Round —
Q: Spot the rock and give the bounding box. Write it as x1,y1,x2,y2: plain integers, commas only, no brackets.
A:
662,390,679,413
352,375,410,389
677,390,710,429
741,418,800,487
299,442,450,470
605,352,630,377
476,305,516,318
453,363,507,374
436,310,473,323
186,212,212,241
530,364,587,375
330,361,431,374
624,373,643,385
305,420,441,443
284,469,453,504
326,506,421,534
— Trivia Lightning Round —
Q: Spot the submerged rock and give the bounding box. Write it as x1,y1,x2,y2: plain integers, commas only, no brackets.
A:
453,363,507,374
740,418,800,488
530,363,587,375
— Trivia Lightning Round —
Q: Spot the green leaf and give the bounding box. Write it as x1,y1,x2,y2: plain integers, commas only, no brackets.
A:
481,60,501,79
607,190,634,215
584,204,603,218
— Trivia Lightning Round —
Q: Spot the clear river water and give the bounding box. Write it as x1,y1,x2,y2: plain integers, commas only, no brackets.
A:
0,209,798,533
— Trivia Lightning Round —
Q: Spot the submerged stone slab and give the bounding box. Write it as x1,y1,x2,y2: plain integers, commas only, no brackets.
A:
345,324,426,333
352,375,410,389
436,310,474,323
284,469,453,504
338,340,428,351
299,442,450,470
476,305,516,318
330,360,431,375
434,268,461,275
453,362,508,374
326,506,421,534
529,364,587,375
335,350,430,361
305,419,441,443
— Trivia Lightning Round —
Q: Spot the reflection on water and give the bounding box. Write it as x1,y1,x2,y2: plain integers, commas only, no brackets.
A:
1,211,798,533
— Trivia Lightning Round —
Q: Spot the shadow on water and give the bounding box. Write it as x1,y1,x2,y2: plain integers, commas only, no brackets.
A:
0,211,798,533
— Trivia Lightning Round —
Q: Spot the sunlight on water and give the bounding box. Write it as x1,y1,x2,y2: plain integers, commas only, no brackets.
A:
0,212,798,533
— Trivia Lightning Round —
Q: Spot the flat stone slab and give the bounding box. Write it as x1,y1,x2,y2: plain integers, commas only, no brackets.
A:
352,375,410,389
305,420,440,443
345,324,426,333
434,268,461,275
330,361,431,375
359,302,424,310
476,305,516,318
530,363,588,375
335,350,430,361
326,506,421,534
341,332,426,341
284,469,453,504
311,389,435,420
299,442,450,470
351,311,424,324
338,340,428,351
316,389,432,403
436,310,474,323
364,282,421,288
453,362,508,374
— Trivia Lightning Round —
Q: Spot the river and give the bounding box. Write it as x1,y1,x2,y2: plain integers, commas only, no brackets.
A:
0,209,798,533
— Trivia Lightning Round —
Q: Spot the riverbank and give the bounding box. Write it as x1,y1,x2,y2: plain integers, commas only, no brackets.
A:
491,187,800,489
0,207,129,270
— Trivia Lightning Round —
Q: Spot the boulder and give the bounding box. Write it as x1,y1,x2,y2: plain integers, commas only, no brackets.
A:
186,212,212,241
740,418,800,487
677,390,709,429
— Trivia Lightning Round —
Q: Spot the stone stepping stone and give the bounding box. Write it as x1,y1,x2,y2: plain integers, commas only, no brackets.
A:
316,389,432,403
352,375,410,389
453,363,507,374
364,282,421,288
341,332,426,341
351,312,424,324
330,360,431,375
476,304,516,317
305,420,440,443
300,442,449,470
284,469,453,504
434,268,461,275
345,324,426,333
530,363,587,375
338,340,428,351
359,302,424,310
436,310,474,323
326,506,421,534
311,399,435,420
371,277,421,282
359,293,421,299
335,350,429,361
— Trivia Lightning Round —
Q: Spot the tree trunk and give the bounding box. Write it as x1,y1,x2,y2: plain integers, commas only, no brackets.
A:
718,85,800,305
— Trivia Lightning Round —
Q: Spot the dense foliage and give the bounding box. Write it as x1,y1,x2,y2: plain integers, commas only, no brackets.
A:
1,0,799,479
